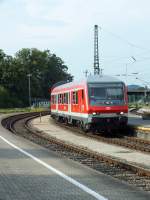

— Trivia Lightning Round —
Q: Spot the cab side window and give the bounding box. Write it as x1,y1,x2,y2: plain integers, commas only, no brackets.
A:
72,91,78,104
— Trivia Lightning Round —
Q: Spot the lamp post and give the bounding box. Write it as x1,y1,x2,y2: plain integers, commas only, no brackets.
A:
135,77,150,103
27,74,32,108
125,56,136,84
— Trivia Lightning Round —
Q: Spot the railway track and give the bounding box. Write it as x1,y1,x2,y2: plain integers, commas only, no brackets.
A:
1,111,50,132
1,112,150,192
54,120,150,154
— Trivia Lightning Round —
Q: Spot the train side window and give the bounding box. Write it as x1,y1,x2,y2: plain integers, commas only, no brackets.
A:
63,94,65,104
59,94,61,104
61,94,63,104
55,95,57,104
72,92,75,104
54,95,56,104
76,91,78,104
58,94,60,104
60,94,63,104
51,95,53,104
68,92,70,104
62,94,64,104
82,90,84,100
64,93,68,104
72,91,78,104
52,95,53,104
66,93,68,104
53,95,54,104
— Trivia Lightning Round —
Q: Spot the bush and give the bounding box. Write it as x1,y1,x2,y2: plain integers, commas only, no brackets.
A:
0,86,10,108
0,86,24,108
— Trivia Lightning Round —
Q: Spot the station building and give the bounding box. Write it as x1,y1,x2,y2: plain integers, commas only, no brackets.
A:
128,89,150,103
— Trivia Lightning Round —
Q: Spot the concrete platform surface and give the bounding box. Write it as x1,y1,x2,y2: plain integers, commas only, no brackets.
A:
128,112,150,128
31,116,150,171
0,115,150,200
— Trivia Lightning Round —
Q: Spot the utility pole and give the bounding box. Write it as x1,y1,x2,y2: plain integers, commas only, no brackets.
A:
27,74,32,108
94,25,101,75
84,69,89,77
136,77,149,104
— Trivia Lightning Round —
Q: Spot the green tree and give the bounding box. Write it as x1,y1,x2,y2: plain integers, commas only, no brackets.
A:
0,48,73,108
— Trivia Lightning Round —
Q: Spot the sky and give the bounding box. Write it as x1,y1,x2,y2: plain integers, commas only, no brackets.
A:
0,0,150,86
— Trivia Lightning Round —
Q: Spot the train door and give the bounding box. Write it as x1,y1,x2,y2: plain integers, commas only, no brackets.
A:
79,89,85,113
56,94,58,113
68,92,71,114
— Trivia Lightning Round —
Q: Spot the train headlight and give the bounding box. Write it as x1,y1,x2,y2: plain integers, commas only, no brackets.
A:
92,112,96,115
120,112,124,115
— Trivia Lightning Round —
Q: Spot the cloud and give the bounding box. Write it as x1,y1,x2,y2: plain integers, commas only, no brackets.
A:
1,0,150,82
19,24,56,39
24,0,60,19
19,0,97,43
16,0,150,55
22,0,150,33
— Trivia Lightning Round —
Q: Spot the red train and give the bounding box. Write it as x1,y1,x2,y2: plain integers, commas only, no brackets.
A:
50,75,128,132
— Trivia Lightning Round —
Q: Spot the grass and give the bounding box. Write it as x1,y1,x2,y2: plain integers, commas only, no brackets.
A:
0,107,49,114
141,105,150,109
128,103,142,109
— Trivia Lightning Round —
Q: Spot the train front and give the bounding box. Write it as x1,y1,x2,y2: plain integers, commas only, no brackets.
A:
87,75,128,131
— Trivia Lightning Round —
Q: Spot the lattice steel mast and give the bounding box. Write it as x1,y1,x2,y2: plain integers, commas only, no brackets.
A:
94,25,101,75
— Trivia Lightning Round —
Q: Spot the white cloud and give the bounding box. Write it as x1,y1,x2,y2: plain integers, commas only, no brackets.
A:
1,0,150,81
20,0,150,44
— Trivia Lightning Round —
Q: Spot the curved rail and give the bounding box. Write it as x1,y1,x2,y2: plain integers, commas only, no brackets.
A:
1,112,150,192
1,111,50,132
53,120,150,154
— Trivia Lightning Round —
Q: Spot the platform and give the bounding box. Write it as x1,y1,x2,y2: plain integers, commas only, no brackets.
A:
128,112,150,128
0,114,150,200
31,116,150,171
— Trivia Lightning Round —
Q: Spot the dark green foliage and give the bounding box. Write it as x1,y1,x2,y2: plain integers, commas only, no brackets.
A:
0,48,73,108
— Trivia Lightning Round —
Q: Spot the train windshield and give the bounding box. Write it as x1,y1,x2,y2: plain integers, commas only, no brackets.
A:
88,83,124,106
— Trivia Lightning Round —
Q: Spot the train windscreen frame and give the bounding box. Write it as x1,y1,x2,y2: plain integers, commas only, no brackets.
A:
88,82,125,106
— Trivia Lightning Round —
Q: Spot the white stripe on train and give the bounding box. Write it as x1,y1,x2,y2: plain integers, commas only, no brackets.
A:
51,109,89,118
51,109,127,118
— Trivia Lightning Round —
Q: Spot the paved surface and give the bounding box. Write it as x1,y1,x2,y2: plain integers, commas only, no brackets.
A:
32,116,150,171
128,112,150,127
0,115,150,200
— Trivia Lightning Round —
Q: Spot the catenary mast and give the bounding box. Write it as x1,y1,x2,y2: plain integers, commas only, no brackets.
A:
94,25,101,75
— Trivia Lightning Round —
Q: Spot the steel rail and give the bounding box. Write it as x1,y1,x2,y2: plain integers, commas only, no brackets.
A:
1,112,150,192
53,120,150,154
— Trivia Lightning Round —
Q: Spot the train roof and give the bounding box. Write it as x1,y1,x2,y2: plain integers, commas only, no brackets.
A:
51,75,124,93
86,74,122,83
